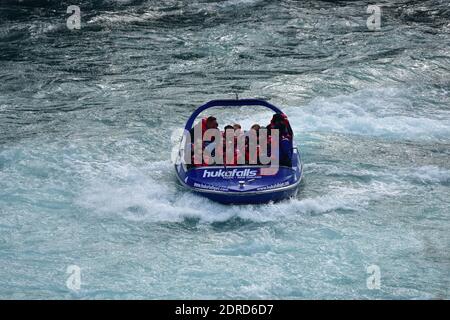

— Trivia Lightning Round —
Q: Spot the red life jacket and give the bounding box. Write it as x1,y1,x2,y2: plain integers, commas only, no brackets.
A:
269,113,293,140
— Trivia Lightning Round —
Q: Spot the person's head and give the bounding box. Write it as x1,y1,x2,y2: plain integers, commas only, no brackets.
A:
206,116,218,129
251,124,261,132
249,124,261,144
272,114,284,125
224,125,234,143
233,124,242,136
271,114,286,131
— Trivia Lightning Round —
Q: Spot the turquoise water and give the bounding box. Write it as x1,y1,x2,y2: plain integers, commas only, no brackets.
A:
0,0,449,299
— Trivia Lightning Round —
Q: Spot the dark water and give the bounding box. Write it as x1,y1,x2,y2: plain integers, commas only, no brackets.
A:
0,0,449,299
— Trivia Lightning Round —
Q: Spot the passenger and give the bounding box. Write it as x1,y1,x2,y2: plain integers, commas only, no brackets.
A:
251,124,261,132
204,117,222,164
223,126,236,166
279,137,292,167
268,114,293,167
249,124,261,144
233,124,246,165
246,124,261,165
206,116,219,130
189,116,218,143
268,113,293,140
222,124,234,153
233,123,242,136
222,125,243,166
189,116,219,166
265,125,274,160
223,125,234,144
223,125,234,134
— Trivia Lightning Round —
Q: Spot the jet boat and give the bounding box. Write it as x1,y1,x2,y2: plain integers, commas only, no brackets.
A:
174,99,303,204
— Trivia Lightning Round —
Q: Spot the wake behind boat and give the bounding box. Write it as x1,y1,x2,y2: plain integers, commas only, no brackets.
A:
174,99,303,204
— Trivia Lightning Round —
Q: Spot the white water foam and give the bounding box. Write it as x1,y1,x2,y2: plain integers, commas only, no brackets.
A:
192,87,450,142
76,160,405,223
286,88,450,141
88,11,164,25
307,162,450,185
406,165,450,184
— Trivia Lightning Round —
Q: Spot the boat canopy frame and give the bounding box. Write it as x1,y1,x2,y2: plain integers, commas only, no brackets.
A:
184,99,283,130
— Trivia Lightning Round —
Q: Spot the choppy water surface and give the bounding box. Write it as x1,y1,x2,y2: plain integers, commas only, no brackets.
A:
0,0,449,299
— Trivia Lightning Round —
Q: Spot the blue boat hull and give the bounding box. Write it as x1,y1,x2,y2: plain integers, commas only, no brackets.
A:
175,150,303,204
194,184,300,204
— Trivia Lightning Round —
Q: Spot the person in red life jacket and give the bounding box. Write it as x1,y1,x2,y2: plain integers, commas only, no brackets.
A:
233,124,246,165
268,113,293,140
267,114,293,167
267,126,278,162
223,125,234,134
189,116,219,166
189,116,218,143
251,124,261,132
246,124,261,165
223,125,237,166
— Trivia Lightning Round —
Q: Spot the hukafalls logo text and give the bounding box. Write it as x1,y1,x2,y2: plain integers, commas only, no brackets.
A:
202,168,258,179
